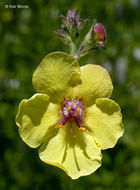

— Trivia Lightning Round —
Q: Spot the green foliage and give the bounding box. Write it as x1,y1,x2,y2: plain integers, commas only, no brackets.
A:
0,0,140,189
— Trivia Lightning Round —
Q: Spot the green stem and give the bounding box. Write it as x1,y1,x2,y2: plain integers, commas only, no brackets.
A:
74,47,98,59
70,41,76,56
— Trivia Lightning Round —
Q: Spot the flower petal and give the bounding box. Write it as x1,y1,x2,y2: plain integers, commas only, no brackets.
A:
68,64,113,106
85,98,124,150
32,52,81,103
39,125,102,179
16,94,60,148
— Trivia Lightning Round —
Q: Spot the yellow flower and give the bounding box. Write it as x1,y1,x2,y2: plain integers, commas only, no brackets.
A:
16,52,124,179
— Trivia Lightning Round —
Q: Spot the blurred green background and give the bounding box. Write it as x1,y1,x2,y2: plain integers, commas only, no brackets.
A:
0,0,140,189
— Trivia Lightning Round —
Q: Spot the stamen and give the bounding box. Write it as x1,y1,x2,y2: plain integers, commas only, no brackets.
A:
79,127,89,133
75,106,80,115
67,105,71,113
71,101,74,105
56,98,88,136
55,123,64,128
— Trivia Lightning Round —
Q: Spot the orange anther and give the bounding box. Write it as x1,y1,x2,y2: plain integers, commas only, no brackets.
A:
71,101,74,105
55,123,64,128
67,105,71,113
75,106,80,114
79,127,89,133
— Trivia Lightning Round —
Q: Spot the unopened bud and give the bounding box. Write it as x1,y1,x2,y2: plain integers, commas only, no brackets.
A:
93,23,106,48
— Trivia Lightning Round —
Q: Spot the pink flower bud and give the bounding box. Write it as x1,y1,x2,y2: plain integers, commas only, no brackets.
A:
93,23,106,47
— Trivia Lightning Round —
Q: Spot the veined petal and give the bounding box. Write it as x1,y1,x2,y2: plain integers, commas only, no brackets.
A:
85,98,124,150
16,94,60,148
68,64,113,106
39,125,102,179
32,52,81,103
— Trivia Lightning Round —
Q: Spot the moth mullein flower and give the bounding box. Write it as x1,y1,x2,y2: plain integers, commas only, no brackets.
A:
16,52,124,179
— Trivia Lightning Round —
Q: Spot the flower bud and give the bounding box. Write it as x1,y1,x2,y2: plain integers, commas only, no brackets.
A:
93,23,106,48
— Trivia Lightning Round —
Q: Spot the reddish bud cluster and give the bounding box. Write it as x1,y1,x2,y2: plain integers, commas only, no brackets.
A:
93,23,106,48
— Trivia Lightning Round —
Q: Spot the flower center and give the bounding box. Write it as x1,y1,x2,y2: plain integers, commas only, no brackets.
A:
55,98,88,136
